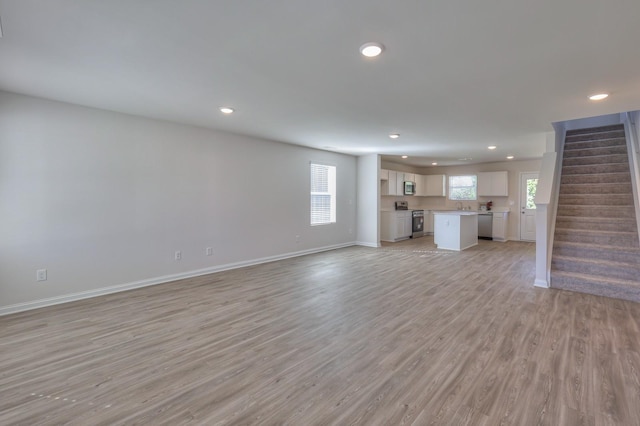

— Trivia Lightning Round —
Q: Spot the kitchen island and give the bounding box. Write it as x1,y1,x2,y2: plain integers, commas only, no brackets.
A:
433,211,478,251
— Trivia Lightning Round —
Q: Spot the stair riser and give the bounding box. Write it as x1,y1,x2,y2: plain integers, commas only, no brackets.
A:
559,184,632,195
557,195,634,206
552,258,640,281
554,231,639,247
561,173,631,185
565,130,625,141
563,145,628,158
564,138,626,150
563,154,629,167
555,219,638,232
553,244,640,264
562,163,630,175
550,274,640,303
556,206,636,218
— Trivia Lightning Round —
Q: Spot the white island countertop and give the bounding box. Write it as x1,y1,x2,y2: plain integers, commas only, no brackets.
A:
432,210,478,215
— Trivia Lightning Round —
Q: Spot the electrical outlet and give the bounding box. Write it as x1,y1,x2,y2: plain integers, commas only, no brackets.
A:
295,235,300,243
174,250,182,261
36,269,47,281
206,247,213,256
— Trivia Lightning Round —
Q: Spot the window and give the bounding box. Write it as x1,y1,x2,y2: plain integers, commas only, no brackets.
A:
526,178,538,209
449,175,477,200
310,163,336,225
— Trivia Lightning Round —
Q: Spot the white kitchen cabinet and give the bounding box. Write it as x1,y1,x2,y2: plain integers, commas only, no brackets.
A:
424,174,446,196
380,169,389,181
492,212,509,241
388,171,398,195
380,211,412,242
403,173,416,183
477,171,508,196
414,175,426,196
396,173,405,196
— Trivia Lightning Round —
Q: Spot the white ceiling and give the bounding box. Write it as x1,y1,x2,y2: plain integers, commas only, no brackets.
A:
1,0,640,166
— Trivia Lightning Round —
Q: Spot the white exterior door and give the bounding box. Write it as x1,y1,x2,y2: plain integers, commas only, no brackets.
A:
520,172,538,241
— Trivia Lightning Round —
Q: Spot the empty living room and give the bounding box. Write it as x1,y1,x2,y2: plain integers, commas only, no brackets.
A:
2,1,640,425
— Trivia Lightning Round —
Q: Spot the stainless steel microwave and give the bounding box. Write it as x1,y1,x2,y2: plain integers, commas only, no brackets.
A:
404,181,416,195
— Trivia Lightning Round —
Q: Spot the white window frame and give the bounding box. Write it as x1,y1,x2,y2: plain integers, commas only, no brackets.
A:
448,175,477,201
310,163,336,225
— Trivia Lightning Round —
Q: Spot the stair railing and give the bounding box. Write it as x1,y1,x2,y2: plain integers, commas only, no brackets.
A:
622,111,640,243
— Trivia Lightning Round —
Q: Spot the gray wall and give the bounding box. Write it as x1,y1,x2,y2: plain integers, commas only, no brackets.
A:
0,91,357,313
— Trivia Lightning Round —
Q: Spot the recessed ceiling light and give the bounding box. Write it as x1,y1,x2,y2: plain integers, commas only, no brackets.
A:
431,162,438,166
389,133,400,139
219,107,234,114
506,155,514,160
589,93,609,101
401,155,408,159
360,42,384,57
488,145,497,150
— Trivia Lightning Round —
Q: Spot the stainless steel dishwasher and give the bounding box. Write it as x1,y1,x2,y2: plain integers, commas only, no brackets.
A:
478,212,493,240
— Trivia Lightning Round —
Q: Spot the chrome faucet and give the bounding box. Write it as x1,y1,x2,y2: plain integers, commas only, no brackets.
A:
456,202,462,210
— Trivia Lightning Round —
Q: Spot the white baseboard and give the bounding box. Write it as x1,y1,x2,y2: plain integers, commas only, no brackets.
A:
534,278,549,288
0,242,357,316
356,241,380,248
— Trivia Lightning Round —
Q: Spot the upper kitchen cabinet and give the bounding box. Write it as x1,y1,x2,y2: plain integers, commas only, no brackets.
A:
403,173,416,183
477,171,508,196
415,174,446,196
380,169,399,196
424,174,446,196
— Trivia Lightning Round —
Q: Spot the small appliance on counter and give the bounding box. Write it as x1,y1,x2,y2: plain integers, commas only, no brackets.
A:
395,201,409,210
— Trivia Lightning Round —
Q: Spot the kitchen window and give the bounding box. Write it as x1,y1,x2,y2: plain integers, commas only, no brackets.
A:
310,163,336,225
449,175,477,201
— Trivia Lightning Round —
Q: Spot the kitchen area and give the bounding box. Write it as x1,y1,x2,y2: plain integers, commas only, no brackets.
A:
379,166,517,250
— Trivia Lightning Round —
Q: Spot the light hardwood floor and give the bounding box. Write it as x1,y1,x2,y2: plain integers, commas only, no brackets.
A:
2,237,640,425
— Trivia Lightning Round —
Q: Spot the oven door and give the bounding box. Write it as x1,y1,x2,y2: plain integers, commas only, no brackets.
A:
412,214,424,232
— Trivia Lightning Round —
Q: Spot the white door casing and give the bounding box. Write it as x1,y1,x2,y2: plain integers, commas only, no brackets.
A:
520,172,538,241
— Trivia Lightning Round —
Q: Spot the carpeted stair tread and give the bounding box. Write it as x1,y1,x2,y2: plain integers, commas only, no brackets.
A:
551,271,640,303
562,153,629,167
552,255,640,281
559,183,632,194
557,193,634,206
563,138,627,150
555,205,635,218
565,124,624,135
553,241,640,263
560,173,631,184
563,145,629,158
561,163,630,174
554,227,639,246
555,216,637,232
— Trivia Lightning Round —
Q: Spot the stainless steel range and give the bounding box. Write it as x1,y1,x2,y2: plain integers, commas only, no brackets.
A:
396,202,424,238
411,209,424,238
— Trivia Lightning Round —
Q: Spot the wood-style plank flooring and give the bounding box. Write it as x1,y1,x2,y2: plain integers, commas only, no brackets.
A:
2,237,640,425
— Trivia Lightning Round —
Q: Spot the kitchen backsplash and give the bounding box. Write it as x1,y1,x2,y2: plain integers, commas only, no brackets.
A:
381,196,512,211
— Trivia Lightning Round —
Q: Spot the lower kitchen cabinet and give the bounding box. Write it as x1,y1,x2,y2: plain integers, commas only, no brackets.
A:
380,211,412,242
492,212,509,241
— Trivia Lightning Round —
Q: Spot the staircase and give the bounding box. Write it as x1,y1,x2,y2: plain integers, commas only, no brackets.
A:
551,124,640,302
